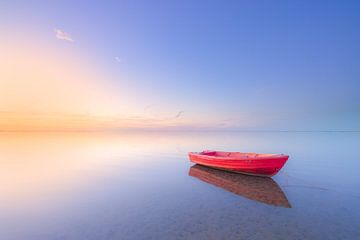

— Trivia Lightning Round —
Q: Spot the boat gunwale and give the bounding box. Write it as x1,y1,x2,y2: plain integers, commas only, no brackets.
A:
189,151,288,161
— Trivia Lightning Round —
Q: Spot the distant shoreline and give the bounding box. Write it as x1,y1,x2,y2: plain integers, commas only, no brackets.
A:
0,129,359,133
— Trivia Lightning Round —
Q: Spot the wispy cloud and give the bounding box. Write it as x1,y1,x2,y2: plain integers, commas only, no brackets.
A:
144,104,156,112
115,57,123,63
175,110,184,118
54,29,74,42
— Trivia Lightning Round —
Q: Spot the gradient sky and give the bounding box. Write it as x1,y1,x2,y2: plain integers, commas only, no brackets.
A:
1,0,359,131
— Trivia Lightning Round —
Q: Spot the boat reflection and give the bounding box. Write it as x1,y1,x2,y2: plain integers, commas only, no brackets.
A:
189,164,291,208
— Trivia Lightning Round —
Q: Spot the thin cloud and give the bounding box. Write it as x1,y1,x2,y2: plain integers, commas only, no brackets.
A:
175,110,184,118
144,104,156,112
54,29,74,42
115,57,123,63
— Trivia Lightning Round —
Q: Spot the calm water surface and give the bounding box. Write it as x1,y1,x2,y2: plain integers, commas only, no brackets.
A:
0,132,359,240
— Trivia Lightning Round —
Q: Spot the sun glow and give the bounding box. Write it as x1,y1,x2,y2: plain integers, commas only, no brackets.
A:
0,36,136,131
0,34,257,131
0,35,205,131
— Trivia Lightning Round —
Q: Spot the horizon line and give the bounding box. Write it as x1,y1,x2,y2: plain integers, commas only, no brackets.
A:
0,129,359,133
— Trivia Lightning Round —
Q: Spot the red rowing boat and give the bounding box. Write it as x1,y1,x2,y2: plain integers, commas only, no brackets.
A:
188,150,289,177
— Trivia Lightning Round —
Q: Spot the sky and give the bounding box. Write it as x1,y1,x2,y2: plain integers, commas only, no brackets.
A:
0,0,359,131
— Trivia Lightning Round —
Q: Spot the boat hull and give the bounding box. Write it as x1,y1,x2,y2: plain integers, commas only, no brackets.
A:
188,151,289,177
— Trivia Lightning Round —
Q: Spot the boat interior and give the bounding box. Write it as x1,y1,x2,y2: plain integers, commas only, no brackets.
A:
200,150,278,158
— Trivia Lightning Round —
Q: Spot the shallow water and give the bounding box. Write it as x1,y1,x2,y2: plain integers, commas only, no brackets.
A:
0,132,359,240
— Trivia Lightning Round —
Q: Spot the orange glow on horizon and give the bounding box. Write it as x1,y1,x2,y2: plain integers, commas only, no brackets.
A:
0,35,148,130
0,34,258,131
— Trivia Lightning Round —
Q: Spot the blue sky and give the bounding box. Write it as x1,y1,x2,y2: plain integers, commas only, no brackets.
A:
1,0,360,130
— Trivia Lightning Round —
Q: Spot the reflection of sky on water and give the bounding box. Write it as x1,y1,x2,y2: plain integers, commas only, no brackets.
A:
0,132,359,239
